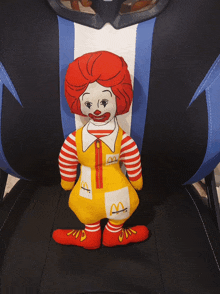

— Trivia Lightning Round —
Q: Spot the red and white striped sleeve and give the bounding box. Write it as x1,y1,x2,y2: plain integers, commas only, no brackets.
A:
119,131,142,182
58,131,79,182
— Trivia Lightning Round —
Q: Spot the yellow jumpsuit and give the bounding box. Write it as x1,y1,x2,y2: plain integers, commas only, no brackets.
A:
68,126,140,225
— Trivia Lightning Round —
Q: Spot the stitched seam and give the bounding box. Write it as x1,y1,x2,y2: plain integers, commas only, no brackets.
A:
185,78,219,184
207,72,220,90
0,182,31,232
206,87,212,161
186,188,220,272
0,63,17,98
196,57,220,98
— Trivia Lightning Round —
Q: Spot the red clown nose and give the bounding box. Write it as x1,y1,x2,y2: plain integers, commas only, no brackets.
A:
94,110,101,115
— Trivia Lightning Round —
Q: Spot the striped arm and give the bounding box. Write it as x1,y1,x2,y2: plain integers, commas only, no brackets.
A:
58,131,79,182
119,131,142,182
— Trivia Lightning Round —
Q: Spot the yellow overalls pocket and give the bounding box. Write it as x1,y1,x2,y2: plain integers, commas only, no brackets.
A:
105,187,130,221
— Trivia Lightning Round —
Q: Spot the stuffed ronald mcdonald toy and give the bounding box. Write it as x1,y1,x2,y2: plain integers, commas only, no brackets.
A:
53,51,149,249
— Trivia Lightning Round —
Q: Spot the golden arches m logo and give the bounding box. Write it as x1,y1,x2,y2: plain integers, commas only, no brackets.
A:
110,202,127,215
81,181,90,193
107,156,117,164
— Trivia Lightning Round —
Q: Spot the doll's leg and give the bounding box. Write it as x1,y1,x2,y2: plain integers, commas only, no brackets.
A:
53,221,101,249
102,218,149,247
53,193,103,249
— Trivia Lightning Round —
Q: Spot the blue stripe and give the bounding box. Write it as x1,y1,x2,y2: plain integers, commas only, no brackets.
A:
58,16,76,139
0,62,23,178
185,54,220,184
131,18,156,153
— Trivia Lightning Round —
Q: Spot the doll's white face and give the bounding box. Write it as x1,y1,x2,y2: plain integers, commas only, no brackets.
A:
80,82,117,126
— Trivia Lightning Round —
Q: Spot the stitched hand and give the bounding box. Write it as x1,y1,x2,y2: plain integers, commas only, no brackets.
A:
130,176,143,190
61,179,75,191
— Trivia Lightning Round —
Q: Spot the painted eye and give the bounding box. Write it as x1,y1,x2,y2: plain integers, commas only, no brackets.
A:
85,101,92,109
100,99,108,108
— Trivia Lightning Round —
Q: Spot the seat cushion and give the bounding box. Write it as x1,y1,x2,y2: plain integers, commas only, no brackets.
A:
0,181,220,293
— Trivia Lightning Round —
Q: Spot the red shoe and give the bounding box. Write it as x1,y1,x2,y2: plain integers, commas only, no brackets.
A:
102,223,149,247
53,222,101,250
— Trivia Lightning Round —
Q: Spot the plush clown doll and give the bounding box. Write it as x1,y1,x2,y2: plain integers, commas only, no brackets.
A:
53,51,149,249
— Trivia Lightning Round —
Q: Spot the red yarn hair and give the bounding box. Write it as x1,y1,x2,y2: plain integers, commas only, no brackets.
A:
65,51,133,116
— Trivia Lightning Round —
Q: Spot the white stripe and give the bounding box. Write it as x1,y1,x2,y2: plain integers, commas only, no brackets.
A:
121,138,134,149
85,227,101,232
86,223,101,228
61,147,77,156
59,162,78,167
123,158,140,165
108,222,123,229
59,153,78,162
59,159,78,166
120,150,139,161
128,169,142,178
126,162,141,171
60,171,76,178
120,145,137,156
69,133,76,141
74,22,138,134
59,167,77,172
106,226,122,233
122,133,128,140
64,140,77,150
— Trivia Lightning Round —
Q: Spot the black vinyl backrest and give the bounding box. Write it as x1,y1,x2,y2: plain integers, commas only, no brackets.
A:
0,0,220,186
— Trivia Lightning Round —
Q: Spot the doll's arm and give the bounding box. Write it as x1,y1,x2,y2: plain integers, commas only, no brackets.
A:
58,131,79,191
119,132,143,191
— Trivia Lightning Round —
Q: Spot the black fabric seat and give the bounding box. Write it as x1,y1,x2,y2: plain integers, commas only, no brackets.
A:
1,180,220,294
1,0,220,292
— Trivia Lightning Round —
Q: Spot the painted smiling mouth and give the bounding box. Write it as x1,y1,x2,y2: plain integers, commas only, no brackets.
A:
89,112,110,122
